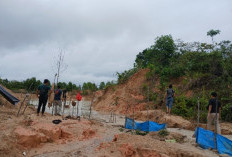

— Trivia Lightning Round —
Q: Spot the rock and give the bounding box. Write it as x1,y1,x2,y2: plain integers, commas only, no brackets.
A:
113,134,118,142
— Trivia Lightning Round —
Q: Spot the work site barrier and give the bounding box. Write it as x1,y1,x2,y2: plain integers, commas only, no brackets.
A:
125,117,166,132
195,127,232,156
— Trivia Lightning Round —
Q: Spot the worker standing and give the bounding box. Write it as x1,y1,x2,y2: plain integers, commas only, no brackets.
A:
36,79,51,116
164,84,175,115
54,85,62,116
207,92,221,134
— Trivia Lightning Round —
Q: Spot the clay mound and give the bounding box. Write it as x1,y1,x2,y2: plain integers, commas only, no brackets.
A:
14,122,73,148
32,123,62,141
15,127,48,148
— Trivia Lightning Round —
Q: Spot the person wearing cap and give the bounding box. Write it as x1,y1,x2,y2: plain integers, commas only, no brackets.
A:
207,92,221,134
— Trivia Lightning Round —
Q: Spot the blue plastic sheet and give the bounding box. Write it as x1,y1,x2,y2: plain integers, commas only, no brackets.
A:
125,117,166,132
217,133,232,156
195,127,232,156
195,127,216,149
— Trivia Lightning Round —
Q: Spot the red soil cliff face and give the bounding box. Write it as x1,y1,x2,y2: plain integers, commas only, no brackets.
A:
93,69,150,114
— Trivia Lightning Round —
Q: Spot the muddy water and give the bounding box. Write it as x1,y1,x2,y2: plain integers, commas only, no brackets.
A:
30,99,126,125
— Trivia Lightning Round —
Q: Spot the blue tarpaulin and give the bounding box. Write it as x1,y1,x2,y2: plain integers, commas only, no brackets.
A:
195,127,232,156
125,117,166,132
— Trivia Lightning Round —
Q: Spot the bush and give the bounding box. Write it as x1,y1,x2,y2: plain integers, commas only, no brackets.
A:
158,129,169,137
221,103,232,122
117,68,138,84
135,130,148,136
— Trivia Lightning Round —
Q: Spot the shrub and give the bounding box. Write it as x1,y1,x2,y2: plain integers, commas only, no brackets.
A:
158,129,169,137
221,103,232,122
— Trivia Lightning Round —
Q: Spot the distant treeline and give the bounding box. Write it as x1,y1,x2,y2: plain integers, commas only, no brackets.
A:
0,77,116,95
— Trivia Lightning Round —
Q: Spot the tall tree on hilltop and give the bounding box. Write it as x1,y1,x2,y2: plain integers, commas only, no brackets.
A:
207,29,221,45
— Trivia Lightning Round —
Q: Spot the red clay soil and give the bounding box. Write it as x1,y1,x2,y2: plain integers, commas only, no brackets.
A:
80,128,97,140
93,69,150,114
14,119,96,149
96,134,209,157
0,101,101,157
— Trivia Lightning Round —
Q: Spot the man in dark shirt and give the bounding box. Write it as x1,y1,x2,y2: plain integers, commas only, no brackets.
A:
36,79,51,116
54,85,62,116
207,92,221,134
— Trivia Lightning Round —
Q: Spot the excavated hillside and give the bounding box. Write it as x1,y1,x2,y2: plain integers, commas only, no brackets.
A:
93,69,232,134
93,69,150,114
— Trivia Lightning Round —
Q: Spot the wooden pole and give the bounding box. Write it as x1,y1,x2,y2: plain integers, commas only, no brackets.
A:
89,92,96,119
214,99,218,150
147,87,149,132
17,83,33,116
16,96,27,117
132,103,135,131
62,97,66,119
51,74,57,116
21,94,32,115
76,101,79,118
196,97,200,144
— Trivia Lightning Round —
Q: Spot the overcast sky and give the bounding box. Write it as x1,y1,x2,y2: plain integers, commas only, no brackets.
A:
0,0,232,86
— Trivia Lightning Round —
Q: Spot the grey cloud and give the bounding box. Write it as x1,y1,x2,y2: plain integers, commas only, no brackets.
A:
0,0,232,84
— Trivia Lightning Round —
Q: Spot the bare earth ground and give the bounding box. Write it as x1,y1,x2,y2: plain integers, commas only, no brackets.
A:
1,101,231,157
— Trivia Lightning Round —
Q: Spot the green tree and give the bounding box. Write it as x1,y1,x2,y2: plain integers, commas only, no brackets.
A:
207,29,220,45
135,35,176,68
99,82,105,90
